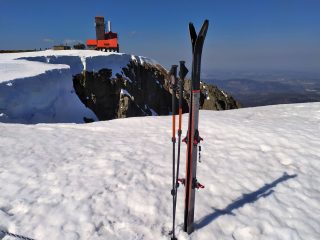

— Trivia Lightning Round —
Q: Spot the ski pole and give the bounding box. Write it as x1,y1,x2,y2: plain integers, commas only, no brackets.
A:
174,61,188,212
176,61,188,183
169,65,178,240
169,61,189,240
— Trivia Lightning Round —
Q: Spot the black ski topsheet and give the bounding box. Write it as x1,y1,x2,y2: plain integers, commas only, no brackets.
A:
191,20,209,90
189,23,197,53
184,19,209,234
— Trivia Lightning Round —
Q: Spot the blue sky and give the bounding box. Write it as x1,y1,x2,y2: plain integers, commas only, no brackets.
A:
0,0,319,75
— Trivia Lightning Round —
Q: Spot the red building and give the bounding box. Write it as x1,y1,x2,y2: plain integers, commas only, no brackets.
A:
86,16,119,52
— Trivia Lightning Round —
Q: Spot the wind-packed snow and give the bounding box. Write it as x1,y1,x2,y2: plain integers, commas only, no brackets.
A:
0,59,69,83
0,103,319,240
0,50,158,124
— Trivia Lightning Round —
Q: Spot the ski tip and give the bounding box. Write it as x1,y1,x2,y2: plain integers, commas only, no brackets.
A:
189,23,197,37
198,20,209,40
201,20,209,30
203,19,209,29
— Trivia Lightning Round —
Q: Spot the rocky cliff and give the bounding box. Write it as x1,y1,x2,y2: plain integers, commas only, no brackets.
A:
73,60,240,122
0,50,239,124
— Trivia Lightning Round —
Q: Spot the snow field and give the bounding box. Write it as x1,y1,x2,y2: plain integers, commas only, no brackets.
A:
0,103,319,239
0,50,157,124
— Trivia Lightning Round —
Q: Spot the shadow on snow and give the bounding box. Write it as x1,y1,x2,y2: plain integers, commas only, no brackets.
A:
195,172,297,230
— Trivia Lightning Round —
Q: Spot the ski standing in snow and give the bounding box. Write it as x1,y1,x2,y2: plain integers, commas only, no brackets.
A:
170,20,209,239
183,19,209,235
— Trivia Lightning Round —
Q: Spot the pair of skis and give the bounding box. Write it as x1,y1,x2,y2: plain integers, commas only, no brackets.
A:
170,20,209,239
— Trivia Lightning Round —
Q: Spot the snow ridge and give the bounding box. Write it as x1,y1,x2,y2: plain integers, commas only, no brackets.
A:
0,50,157,123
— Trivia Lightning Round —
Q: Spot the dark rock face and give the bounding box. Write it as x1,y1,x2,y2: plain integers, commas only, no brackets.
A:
198,82,241,110
72,61,240,121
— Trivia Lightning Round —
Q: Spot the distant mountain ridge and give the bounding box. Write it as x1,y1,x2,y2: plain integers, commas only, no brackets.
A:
206,78,320,107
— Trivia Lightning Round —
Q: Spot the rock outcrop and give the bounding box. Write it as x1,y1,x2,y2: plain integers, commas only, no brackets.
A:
73,61,240,121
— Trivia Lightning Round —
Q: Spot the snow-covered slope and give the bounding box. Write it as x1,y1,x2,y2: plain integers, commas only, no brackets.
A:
0,103,319,239
0,50,156,124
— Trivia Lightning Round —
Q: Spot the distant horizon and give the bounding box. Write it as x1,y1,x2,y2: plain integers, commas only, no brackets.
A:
1,48,319,79
201,68,320,80
1,0,319,75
